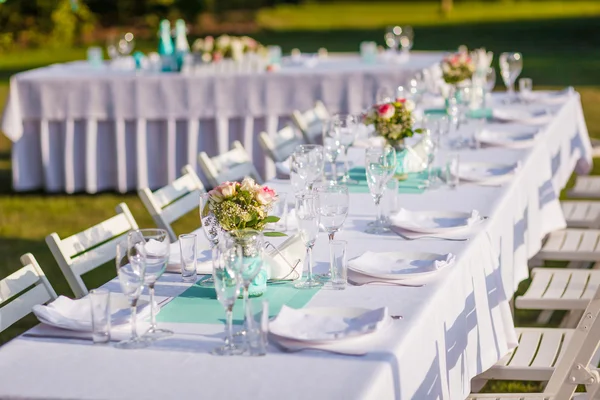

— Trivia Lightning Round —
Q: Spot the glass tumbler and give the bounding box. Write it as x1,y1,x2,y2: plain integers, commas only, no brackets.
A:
89,288,111,344
179,234,198,283
329,240,348,290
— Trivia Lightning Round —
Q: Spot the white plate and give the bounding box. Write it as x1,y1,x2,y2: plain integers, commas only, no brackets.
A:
454,162,518,185
390,209,480,234
348,251,453,280
476,129,537,148
269,306,389,344
492,109,552,125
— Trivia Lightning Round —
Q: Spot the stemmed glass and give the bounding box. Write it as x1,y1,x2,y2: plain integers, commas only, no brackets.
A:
332,114,358,183
211,242,243,356
118,32,135,57
365,145,397,234
295,193,322,289
223,229,264,350
421,129,440,189
291,145,324,190
128,229,172,340
198,192,221,287
384,26,400,52
376,87,394,104
115,239,148,349
323,121,343,182
315,184,349,281
499,52,523,102
398,25,414,53
483,67,497,107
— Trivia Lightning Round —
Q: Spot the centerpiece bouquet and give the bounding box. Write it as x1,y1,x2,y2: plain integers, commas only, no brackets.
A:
441,50,475,85
363,98,421,149
192,35,267,63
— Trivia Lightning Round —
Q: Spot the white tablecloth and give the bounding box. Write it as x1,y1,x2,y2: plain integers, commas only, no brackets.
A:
0,94,591,400
2,52,444,193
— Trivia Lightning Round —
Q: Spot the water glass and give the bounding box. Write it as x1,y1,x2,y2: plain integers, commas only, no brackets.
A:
87,47,103,68
519,78,533,100
445,154,460,189
246,299,269,356
331,114,358,183
499,52,523,101
89,288,110,344
292,145,325,190
382,178,400,222
323,121,343,181
179,234,197,283
365,145,397,234
295,193,322,289
329,240,348,290
271,192,289,231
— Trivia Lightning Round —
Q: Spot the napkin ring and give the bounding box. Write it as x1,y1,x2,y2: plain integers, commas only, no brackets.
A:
265,241,302,282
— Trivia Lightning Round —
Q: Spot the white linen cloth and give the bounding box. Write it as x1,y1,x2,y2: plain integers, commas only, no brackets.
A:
2,52,444,193
492,108,554,125
390,209,482,233
269,305,389,342
0,92,592,400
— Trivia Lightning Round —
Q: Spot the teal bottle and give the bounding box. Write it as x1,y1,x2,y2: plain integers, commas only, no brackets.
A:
174,19,190,72
158,20,174,72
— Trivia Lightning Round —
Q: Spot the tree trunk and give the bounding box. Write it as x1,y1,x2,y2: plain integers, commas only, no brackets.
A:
441,0,453,14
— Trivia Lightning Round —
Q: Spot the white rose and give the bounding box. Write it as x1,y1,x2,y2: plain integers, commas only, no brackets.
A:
220,181,237,198
240,177,256,192
404,99,416,112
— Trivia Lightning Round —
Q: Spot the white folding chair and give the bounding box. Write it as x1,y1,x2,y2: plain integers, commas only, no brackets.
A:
0,254,58,333
198,140,263,187
46,203,139,298
258,125,305,163
138,164,206,242
561,201,600,229
291,100,329,144
569,176,600,199
470,281,600,398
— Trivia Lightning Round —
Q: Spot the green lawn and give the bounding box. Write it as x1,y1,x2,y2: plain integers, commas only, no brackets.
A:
0,2,600,394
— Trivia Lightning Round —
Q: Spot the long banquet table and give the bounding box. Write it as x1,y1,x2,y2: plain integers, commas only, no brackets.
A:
1,52,444,193
0,93,592,399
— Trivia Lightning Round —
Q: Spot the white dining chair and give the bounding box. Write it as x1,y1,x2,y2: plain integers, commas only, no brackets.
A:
568,176,600,199
258,125,305,164
138,164,206,243
291,100,329,144
470,280,600,398
0,253,58,333
46,203,139,298
561,201,600,229
198,140,263,188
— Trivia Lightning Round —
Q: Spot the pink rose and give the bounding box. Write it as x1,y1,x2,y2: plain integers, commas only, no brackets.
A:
396,98,406,104
377,103,395,120
219,181,237,198
256,186,276,205
212,51,223,63
208,188,224,203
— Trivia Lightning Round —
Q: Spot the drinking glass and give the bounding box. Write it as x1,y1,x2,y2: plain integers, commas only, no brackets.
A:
499,52,523,102
454,86,471,130
519,78,533,101
223,229,264,351
294,193,322,289
89,288,110,344
246,299,269,356
179,234,197,283
332,114,358,183
271,192,288,231
115,239,148,349
384,26,400,52
376,87,394,104
106,36,120,60
128,229,172,340
424,114,450,150
212,243,243,356
118,32,135,57
408,73,426,105
291,145,325,190
323,121,343,182
382,178,400,226
484,67,497,93
445,154,460,189
398,25,414,53
315,183,349,241
329,240,348,290
365,145,397,234
199,192,221,286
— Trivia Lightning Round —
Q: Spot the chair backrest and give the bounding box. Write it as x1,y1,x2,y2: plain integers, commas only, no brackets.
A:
258,125,305,163
541,282,600,398
138,164,206,243
291,100,329,144
0,254,57,333
45,203,139,298
198,140,263,187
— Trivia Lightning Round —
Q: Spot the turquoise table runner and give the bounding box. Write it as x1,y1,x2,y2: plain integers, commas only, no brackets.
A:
157,280,319,325
424,108,492,119
347,167,427,194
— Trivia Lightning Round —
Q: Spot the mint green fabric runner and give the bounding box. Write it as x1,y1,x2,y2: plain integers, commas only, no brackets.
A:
424,108,492,119
347,167,427,194
157,280,319,325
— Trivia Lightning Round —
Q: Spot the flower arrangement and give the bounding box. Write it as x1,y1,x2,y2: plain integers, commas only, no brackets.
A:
192,35,267,63
363,98,420,148
204,177,284,237
441,50,475,85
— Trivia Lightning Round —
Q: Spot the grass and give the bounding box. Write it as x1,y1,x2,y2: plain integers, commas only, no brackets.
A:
0,1,600,394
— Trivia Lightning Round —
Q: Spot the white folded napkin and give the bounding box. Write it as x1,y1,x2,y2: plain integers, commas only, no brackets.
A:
456,162,520,185
348,251,455,276
520,88,574,105
390,208,482,233
32,295,152,332
492,108,553,125
269,305,389,342
476,129,537,149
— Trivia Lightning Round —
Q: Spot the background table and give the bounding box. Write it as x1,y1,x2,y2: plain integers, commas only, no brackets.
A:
0,93,591,399
1,52,444,193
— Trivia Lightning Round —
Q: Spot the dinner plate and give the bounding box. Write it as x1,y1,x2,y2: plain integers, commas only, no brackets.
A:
347,251,454,280
269,306,389,344
476,129,537,149
492,109,552,125
389,209,481,234
454,162,518,185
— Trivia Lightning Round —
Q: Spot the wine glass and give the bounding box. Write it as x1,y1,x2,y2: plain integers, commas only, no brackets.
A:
128,229,172,340
332,113,358,183
365,145,397,234
118,32,135,57
223,229,264,351
384,26,400,52
294,193,322,289
115,239,148,349
291,145,324,190
106,36,120,60
484,67,496,93
408,73,426,105
199,192,221,286
323,121,343,182
212,242,243,356
499,52,523,102
376,87,394,104
398,25,414,53
421,129,440,189
423,114,450,150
